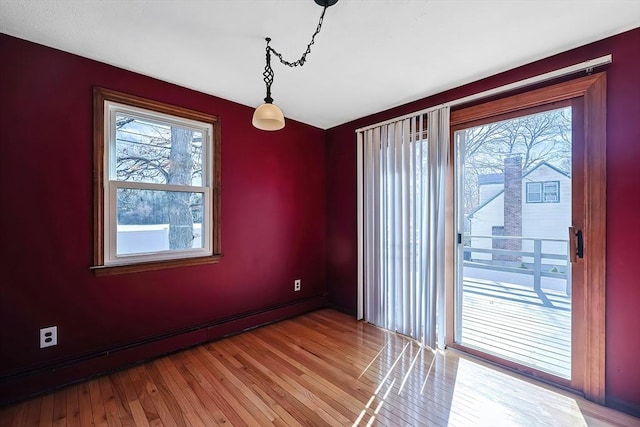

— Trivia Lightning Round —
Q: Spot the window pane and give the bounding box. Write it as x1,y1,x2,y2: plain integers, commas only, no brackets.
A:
527,182,542,202
543,181,559,202
115,114,204,186
116,188,204,255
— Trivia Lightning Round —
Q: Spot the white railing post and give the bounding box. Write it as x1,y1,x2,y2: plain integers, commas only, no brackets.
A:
533,239,542,292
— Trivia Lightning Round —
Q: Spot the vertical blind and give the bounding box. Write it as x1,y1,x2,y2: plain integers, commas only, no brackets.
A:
360,106,449,349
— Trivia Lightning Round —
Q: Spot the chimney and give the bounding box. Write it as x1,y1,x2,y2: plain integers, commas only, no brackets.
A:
503,156,522,259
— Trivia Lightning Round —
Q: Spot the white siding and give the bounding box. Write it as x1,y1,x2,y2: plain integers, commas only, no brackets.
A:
469,194,503,260
468,164,570,262
521,166,571,261
521,166,571,239
479,183,504,204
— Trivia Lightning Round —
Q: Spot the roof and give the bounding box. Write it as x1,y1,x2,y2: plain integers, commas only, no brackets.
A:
477,162,570,188
478,173,504,185
525,161,570,178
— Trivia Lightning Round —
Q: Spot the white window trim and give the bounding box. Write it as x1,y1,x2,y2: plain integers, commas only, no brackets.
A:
103,100,214,266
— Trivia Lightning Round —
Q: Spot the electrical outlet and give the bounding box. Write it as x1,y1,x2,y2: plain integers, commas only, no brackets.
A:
40,326,57,348
294,279,301,292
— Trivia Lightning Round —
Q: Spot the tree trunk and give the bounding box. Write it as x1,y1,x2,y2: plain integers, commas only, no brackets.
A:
168,128,194,249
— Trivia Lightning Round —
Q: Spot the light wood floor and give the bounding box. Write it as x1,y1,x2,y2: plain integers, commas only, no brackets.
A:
1,309,637,426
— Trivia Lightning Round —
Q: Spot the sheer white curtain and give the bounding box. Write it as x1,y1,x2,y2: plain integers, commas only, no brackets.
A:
360,106,449,349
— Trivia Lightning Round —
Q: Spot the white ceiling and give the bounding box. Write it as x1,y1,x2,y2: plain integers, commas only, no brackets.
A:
1,1,638,129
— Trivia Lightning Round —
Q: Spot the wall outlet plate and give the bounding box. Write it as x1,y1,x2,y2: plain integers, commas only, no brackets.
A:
294,279,301,291
40,326,57,348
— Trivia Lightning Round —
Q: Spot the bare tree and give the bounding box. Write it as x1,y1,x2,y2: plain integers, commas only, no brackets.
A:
167,128,195,249
465,108,570,173
115,118,202,250
461,107,571,213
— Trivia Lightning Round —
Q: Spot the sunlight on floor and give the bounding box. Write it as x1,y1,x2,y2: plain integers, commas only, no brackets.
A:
353,336,438,426
353,340,408,426
351,327,595,426
448,358,588,426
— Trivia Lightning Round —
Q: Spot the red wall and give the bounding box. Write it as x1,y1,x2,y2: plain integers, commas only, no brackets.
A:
0,34,326,401
1,27,638,411
325,28,640,409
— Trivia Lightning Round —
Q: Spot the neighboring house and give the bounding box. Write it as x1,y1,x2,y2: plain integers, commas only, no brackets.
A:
467,158,571,264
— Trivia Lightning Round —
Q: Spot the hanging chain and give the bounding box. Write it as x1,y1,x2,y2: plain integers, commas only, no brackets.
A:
266,4,328,68
260,3,329,103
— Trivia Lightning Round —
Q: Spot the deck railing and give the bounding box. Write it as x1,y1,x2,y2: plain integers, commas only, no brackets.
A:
462,235,570,294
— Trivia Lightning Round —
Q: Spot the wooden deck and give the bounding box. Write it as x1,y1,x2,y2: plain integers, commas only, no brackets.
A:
459,277,571,379
2,309,636,426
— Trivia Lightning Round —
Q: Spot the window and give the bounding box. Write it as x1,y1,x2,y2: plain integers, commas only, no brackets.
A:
93,88,221,275
526,181,559,203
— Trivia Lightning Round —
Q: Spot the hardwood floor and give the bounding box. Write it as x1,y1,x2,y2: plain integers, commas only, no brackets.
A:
1,309,637,426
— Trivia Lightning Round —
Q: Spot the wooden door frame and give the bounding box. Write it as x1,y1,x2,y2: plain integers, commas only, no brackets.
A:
445,72,607,403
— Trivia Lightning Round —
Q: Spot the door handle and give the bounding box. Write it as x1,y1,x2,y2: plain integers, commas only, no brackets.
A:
576,229,584,259
569,227,584,263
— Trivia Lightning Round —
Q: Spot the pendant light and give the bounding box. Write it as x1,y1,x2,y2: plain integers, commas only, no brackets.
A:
252,0,339,131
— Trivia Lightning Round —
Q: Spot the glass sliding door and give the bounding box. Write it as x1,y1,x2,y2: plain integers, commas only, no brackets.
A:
444,73,606,400
454,105,573,380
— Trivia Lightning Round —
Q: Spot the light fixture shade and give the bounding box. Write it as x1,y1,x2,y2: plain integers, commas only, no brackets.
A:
252,103,285,131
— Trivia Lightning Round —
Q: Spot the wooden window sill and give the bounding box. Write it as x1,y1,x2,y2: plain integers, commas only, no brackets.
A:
91,254,223,276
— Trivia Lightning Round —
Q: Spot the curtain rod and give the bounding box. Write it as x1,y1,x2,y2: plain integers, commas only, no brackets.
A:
355,54,612,133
